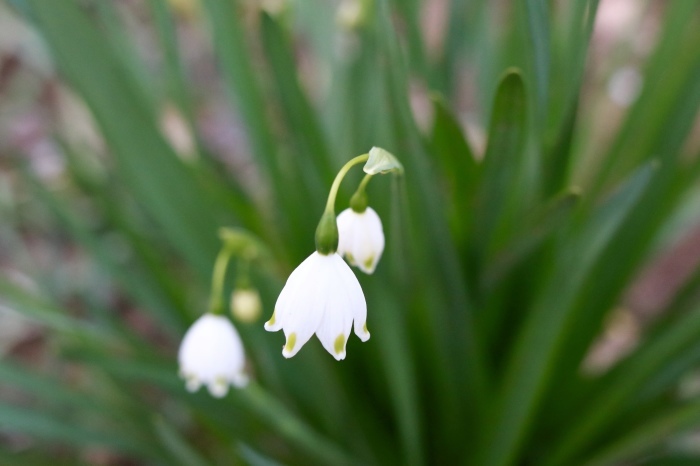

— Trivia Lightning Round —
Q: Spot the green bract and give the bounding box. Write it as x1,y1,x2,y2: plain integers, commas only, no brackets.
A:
363,146,405,175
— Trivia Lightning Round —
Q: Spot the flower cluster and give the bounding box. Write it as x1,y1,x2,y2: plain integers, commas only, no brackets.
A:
265,147,400,360
178,148,401,397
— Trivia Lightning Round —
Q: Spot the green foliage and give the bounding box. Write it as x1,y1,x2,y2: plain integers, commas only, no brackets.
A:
2,0,700,465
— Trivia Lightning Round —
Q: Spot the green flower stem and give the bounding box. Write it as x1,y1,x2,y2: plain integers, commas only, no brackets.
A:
316,153,369,254
324,153,369,214
350,173,374,212
208,246,234,315
235,259,251,289
357,173,373,193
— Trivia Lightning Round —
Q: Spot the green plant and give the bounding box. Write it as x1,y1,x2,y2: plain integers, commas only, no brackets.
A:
1,0,700,465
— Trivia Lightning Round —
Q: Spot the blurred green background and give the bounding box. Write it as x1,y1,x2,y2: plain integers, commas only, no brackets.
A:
1,0,700,465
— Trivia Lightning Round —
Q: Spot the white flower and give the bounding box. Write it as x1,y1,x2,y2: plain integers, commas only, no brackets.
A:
336,207,385,274
264,252,369,360
230,288,262,323
178,314,248,397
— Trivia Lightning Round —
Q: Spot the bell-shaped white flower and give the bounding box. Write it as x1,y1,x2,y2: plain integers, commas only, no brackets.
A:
264,252,369,360
178,313,248,397
336,207,385,274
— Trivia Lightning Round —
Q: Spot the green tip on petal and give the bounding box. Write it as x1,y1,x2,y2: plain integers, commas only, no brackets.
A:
363,322,368,334
284,333,297,353
363,256,375,270
334,334,346,355
266,310,276,326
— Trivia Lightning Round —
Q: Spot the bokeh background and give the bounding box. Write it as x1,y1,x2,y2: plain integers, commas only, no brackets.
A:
1,0,700,465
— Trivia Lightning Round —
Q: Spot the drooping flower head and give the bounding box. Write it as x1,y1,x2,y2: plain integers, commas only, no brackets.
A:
265,252,369,360
264,148,401,360
337,206,385,274
178,313,248,397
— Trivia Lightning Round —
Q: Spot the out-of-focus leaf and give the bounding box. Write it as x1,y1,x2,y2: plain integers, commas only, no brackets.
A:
24,0,224,279
544,0,599,155
0,449,90,466
639,458,700,466
260,12,335,185
147,0,196,127
474,68,528,259
25,165,188,332
236,383,358,466
596,2,700,189
580,399,700,466
481,187,580,296
153,416,212,466
478,162,657,466
202,0,303,254
549,160,698,395
429,93,478,242
367,283,423,466
374,1,489,461
0,278,114,342
521,0,550,122
0,403,163,461
237,443,285,466
0,361,104,413
544,305,700,465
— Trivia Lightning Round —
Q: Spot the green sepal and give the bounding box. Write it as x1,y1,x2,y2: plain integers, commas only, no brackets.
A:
315,211,339,255
350,190,368,213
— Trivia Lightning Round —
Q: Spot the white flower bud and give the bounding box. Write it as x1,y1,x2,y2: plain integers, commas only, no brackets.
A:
336,207,385,274
230,287,262,323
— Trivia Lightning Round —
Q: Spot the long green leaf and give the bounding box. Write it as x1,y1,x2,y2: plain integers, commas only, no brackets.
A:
477,162,657,466
544,305,700,465
153,416,212,466
260,12,335,185
582,399,700,466
0,404,163,461
25,0,223,279
429,93,479,244
474,68,528,259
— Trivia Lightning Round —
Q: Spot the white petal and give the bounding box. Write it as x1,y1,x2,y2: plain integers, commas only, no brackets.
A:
266,252,318,331
336,208,354,259
334,254,369,342
207,378,229,398
184,374,201,393
279,253,330,358
353,208,384,274
315,254,356,360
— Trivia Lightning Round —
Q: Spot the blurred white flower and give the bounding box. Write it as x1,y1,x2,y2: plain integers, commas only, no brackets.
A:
264,252,369,360
230,287,262,323
337,207,385,274
178,314,248,397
